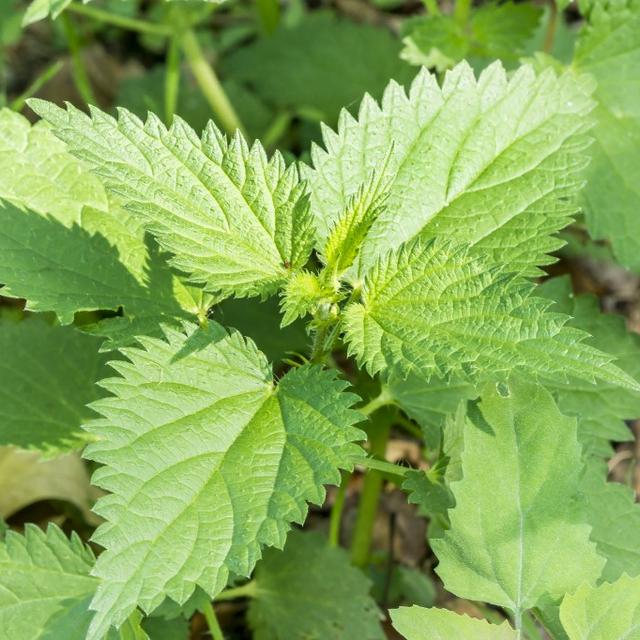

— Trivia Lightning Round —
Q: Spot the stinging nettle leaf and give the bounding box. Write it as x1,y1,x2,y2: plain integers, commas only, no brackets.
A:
84,322,365,638
343,237,640,391
559,573,640,640
29,100,315,300
248,530,384,640
0,318,110,455
391,606,518,639
307,61,595,279
432,380,605,621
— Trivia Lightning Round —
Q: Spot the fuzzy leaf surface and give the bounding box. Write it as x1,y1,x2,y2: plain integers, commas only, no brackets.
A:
573,0,640,271
307,61,594,278
433,380,605,618
391,606,518,639
0,319,110,454
0,524,98,640
559,574,640,639
248,530,383,640
343,238,638,390
85,322,365,638
30,100,314,299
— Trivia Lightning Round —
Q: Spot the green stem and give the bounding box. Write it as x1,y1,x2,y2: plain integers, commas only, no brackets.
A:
359,387,394,416
261,111,292,149
521,611,545,640
543,1,558,54
66,2,172,36
422,0,441,15
182,29,245,135
395,414,423,440
10,60,63,112
165,30,182,124
351,408,393,567
60,13,97,105
201,600,225,640
256,0,280,34
354,455,408,480
215,580,258,601
453,0,472,24
329,470,349,547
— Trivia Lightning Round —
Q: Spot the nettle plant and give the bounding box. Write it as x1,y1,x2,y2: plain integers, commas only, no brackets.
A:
1,27,640,640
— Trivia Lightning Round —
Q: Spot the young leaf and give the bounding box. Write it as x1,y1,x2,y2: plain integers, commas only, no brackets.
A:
573,0,640,272
248,530,384,640
343,238,639,391
0,319,110,455
279,271,334,327
307,61,594,279
432,380,605,622
84,322,365,638
539,276,640,457
559,574,640,639
29,100,315,300
391,606,518,639
0,524,98,640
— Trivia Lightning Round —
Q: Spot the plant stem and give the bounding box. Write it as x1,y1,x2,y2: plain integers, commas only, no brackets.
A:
329,470,349,547
261,111,291,149
351,408,393,567
256,0,280,34
543,1,558,54
182,29,245,136
359,387,394,416
66,2,172,36
521,611,545,639
422,0,441,15
354,456,409,480
453,0,472,24
10,60,63,112
201,600,225,640
215,580,258,601
60,13,97,105
165,30,182,124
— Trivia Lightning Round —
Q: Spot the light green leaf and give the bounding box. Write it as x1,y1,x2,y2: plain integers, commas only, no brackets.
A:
279,271,334,328
581,460,640,582
0,524,98,640
559,574,640,639
538,276,640,457
343,238,639,391
0,319,109,454
573,0,640,272
402,465,453,520
84,322,365,638
432,380,605,620
307,61,594,279
23,0,72,25
220,12,413,126
29,100,315,300
248,530,383,640
391,606,518,639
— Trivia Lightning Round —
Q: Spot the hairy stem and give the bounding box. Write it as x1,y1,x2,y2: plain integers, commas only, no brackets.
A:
215,580,258,601
66,2,172,36
359,387,394,416
201,601,225,640
351,408,394,566
182,29,245,135
60,13,96,105
165,29,182,124
329,470,349,547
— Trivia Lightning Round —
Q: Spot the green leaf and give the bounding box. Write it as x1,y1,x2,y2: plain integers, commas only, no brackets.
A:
538,276,640,457
402,465,453,520
279,271,334,328
84,322,365,638
391,606,518,639
0,109,197,340
401,2,542,72
581,460,640,582
307,61,595,279
0,318,110,454
0,523,98,640
343,238,639,391
29,100,315,300
248,530,384,640
432,380,605,620
559,574,640,639
573,0,640,272
23,0,72,25
220,12,413,126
